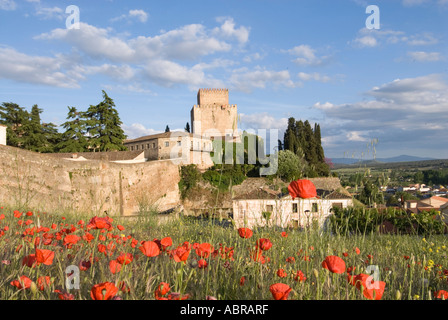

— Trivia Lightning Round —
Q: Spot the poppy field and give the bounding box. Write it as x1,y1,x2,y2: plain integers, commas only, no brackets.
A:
1,206,448,301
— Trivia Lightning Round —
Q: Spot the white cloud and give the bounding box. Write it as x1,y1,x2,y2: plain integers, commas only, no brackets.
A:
111,9,148,23
352,29,438,48
213,17,250,44
229,67,297,93
239,112,288,130
122,123,162,139
298,72,331,83
402,0,430,6
0,0,16,10
286,45,328,66
314,74,448,156
35,6,64,20
0,47,81,88
407,51,443,62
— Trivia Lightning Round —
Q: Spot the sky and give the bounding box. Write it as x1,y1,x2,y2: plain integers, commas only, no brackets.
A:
0,0,447,160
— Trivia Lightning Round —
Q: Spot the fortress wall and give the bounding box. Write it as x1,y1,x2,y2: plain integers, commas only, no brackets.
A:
0,144,181,216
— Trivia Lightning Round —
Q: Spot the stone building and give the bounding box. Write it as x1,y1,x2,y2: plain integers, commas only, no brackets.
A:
0,124,6,146
190,88,239,142
123,131,214,170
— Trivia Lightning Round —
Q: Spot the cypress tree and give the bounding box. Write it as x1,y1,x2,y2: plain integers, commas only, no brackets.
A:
185,122,190,133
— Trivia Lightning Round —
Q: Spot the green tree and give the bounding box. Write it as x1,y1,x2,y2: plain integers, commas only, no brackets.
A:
185,122,190,133
58,106,89,153
276,149,307,182
0,102,29,147
22,105,47,152
85,91,127,152
165,125,170,133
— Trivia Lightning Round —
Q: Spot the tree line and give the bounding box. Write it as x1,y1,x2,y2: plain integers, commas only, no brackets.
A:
277,117,330,179
0,91,127,153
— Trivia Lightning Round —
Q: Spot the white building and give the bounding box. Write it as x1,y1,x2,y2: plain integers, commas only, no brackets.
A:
0,124,6,146
232,188,353,230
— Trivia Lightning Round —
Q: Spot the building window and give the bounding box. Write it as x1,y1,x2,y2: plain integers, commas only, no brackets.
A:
292,203,298,213
142,144,144,150
152,143,156,148
177,141,181,146
165,141,169,147
146,144,150,149
136,145,139,150
130,146,134,151
312,203,318,212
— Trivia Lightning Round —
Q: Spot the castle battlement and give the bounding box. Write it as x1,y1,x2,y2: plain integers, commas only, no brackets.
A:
192,104,237,109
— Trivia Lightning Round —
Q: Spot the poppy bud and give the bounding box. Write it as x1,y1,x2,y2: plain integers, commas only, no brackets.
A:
30,282,38,294
396,290,401,300
313,268,319,279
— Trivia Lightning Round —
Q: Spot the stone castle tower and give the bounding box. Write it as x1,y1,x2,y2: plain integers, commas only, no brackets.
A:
190,89,238,141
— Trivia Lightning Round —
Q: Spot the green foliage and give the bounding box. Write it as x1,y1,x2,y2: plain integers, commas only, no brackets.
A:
276,149,307,182
57,106,89,153
330,206,445,236
178,164,201,199
85,91,127,152
202,165,246,191
282,117,329,177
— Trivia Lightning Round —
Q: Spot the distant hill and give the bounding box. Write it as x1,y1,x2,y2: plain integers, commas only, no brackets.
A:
331,155,436,165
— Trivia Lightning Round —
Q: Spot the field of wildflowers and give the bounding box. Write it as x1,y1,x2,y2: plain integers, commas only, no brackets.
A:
1,205,448,301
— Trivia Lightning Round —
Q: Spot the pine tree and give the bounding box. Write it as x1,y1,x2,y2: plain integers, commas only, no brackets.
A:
0,102,29,147
58,106,89,153
85,91,127,152
185,122,190,133
41,122,62,153
165,125,170,133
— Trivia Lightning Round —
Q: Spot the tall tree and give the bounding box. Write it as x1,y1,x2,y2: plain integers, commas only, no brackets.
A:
57,106,89,153
23,104,47,152
185,122,190,133
0,102,29,147
85,91,127,152
41,122,62,153
165,125,170,133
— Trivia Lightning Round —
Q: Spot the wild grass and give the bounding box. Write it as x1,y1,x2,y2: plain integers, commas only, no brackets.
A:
0,205,447,300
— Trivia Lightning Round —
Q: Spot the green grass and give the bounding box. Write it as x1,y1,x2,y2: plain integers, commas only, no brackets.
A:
0,205,447,300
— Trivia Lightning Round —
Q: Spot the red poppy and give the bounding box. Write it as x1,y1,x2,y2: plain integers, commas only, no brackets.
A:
117,225,125,231
86,216,112,230
281,231,288,238
171,245,190,263
109,259,122,274
435,290,448,300
238,228,253,239
286,256,296,263
198,259,208,269
117,253,133,265
294,270,306,282
343,252,349,257
13,210,22,218
240,276,246,286
139,241,160,257
288,179,317,199
37,276,52,291
63,234,81,248
22,254,38,268
10,276,32,290
160,237,173,251
79,260,92,271
349,273,386,300
54,289,75,300
26,211,33,217
155,282,170,300
195,243,214,258
269,283,292,300
35,249,55,266
90,282,119,300
277,269,287,278
256,238,272,251
322,255,346,274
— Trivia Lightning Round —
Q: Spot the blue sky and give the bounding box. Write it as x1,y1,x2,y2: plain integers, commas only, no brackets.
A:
0,0,447,160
